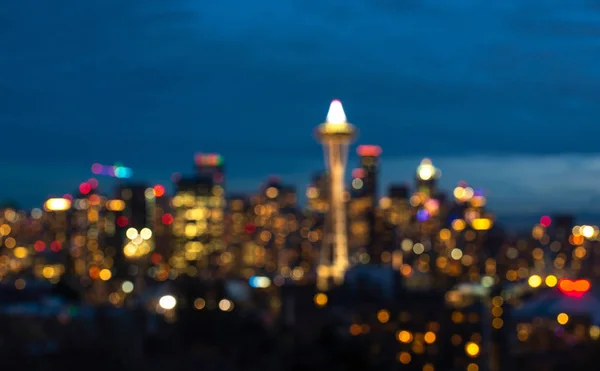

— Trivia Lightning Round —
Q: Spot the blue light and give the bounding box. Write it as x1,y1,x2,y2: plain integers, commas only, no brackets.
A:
249,276,260,288
416,209,430,222
248,276,271,288
114,167,132,179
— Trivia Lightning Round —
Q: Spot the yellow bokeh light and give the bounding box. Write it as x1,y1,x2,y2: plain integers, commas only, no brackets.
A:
471,218,492,231
99,269,112,281
377,309,390,323
465,342,480,357
424,331,436,344
0,224,11,236
398,352,411,364
13,247,28,258
44,198,71,211
397,330,413,343
545,275,558,287
42,266,55,279
590,325,600,340
314,293,328,307
557,312,569,325
106,199,125,211
492,318,504,329
528,274,542,288
439,228,451,240
452,219,466,231
265,187,279,199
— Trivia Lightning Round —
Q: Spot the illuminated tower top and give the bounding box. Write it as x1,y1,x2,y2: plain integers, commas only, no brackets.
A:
315,99,357,141
416,158,440,181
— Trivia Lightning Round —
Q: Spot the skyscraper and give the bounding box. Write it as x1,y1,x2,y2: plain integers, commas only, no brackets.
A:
171,174,225,278
315,99,357,288
355,145,382,205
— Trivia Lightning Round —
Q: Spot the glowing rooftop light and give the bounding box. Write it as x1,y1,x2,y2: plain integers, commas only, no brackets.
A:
417,158,438,181
159,295,177,310
357,145,382,157
44,198,71,212
326,99,347,125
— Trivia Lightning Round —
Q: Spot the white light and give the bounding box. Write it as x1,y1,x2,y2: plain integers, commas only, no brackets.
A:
582,225,594,238
159,295,177,310
218,299,233,312
140,228,152,240
326,99,347,125
419,165,433,180
121,281,134,293
126,228,138,240
249,276,271,288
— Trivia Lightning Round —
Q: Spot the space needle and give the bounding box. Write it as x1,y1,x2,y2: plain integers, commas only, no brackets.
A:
315,99,357,288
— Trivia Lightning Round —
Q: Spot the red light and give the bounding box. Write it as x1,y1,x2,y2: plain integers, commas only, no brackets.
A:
116,216,129,227
151,253,162,265
352,168,366,179
540,215,552,227
79,182,91,195
558,278,591,297
88,178,99,189
245,222,256,234
63,194,73,201
153,185,165,197
50,240,62,252
34,240,46,252
162,214,173,225
357,145,382,157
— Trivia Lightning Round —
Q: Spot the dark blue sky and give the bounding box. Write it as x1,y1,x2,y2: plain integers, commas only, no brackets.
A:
2,0,600,216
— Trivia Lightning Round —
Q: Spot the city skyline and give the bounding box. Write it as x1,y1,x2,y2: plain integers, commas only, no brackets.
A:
3,1,600,216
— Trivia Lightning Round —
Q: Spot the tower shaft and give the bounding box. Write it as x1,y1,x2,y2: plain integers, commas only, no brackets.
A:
324,140,350,284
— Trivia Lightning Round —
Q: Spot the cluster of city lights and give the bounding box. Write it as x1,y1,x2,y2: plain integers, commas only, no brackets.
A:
91,163,132,179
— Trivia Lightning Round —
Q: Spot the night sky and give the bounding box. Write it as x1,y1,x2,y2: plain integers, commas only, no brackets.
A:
2,0,600,218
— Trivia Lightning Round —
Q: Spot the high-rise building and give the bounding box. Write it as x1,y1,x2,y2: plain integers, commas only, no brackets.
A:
355,145,381,205
314,99,356,289
225,194,252,277
38,197,72,282
349,145,382,262
112,184,156,288
416,158,440,198
171,174,226,278
194,153,225,185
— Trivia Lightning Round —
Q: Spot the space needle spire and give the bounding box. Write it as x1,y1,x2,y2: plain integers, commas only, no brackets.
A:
314,99,357,290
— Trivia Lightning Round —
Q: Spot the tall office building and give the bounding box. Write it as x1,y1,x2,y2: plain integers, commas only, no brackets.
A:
350,145,382,261
194,153,225,185
314,99,357,289
112,184,156,286
68,180,108,285
225,194,252,277
416,158,440,197
171,174,225,278
355,145,381,205
39,197,72,282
